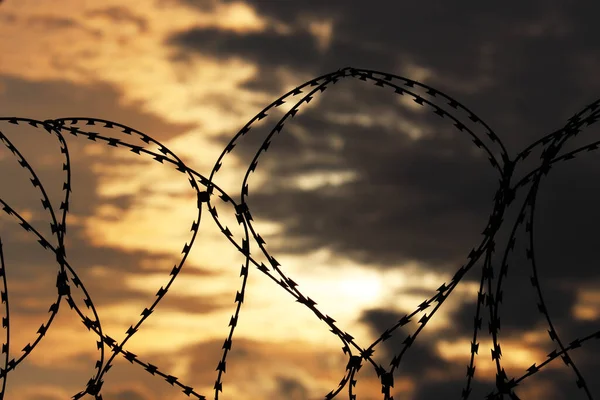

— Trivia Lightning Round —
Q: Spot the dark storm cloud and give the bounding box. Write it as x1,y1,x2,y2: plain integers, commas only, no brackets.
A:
411,378,498,400
444,279,579,340
360,308,451,379
244,131,497,269
169,27,321,72
168,3,600,279
169,1,600,397
361,305,600,399
170,0,600,149
168,25,400,86
167,7,600,396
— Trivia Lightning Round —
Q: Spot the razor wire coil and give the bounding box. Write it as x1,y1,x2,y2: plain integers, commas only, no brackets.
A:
0,67,599,399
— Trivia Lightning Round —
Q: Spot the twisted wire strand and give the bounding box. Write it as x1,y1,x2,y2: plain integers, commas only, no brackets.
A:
0,67,598,399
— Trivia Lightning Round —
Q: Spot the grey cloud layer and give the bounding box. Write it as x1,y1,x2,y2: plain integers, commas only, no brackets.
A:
2,0,600,397
168,1,600,398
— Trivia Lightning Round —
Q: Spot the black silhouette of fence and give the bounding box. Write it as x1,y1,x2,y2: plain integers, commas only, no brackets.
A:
0,67,599,399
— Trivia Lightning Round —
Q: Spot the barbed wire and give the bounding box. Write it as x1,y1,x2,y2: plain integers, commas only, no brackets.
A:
0,66,599,399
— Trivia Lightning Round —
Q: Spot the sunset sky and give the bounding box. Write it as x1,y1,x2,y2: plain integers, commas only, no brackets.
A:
1,1,600,399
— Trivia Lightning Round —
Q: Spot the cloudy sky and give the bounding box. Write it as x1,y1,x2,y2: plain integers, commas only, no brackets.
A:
1,0,600,399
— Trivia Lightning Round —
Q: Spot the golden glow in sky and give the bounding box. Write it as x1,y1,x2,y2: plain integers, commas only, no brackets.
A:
0,1,592,399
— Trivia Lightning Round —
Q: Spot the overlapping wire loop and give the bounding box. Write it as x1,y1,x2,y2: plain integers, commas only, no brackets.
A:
0,67,599,399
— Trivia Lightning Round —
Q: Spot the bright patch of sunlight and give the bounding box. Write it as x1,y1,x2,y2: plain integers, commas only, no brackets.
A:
292,170,358,191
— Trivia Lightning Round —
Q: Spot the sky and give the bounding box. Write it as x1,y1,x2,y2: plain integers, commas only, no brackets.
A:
1,0,600,399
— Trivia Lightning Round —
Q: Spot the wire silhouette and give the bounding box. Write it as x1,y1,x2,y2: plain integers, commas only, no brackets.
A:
0,67,599,399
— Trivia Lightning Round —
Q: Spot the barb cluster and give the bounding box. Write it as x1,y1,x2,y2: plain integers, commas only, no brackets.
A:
0,67,599,399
